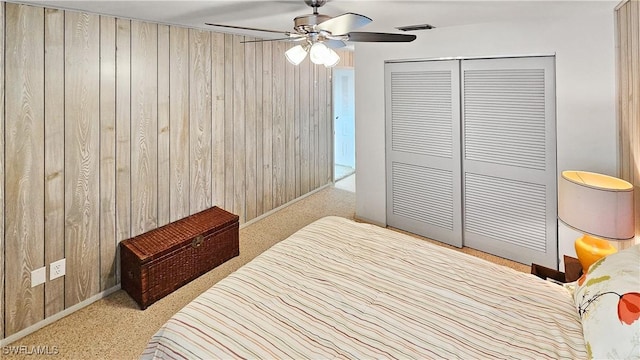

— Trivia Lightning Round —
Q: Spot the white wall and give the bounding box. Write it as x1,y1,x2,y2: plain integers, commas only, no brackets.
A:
354,1,618,266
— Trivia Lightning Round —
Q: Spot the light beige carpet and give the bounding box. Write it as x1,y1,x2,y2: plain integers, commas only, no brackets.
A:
3,184,528,359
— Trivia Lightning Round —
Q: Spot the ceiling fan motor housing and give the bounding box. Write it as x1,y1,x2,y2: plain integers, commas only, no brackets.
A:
294,14,332,34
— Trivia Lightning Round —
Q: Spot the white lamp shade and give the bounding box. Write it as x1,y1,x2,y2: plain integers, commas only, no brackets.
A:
558,170,635,240
309,42,329,65
285,45,308,65
323,48,340,68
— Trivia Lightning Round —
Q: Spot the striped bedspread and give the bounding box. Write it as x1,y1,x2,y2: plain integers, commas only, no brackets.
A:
142,216,586,359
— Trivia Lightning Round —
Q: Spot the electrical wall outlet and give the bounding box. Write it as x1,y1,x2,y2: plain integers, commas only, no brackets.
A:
50,258,66,280
31,267,46,287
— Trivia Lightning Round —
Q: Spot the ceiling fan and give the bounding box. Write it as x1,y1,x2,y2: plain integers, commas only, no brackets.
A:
205,0,416,67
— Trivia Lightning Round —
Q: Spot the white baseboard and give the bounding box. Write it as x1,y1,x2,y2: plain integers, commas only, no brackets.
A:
0,285,121,347
239,183,332,229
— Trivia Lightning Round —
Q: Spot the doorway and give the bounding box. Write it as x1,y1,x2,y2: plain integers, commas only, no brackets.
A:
333,67,355,182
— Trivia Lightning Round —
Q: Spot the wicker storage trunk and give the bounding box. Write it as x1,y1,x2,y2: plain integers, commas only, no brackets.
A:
120,207,239,309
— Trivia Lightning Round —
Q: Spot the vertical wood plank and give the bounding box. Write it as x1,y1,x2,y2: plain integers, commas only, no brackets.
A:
189,29,212,214
617,0,640,241
157,24,170,226
327,68,334,182
272,41,286,208
245,38,257,221
64,11,101,307
115,18,131,282
130,20,158,236
299,57,311,195
5,3,45,336
169,26,190,222
44,7,65,318
262,41,273,212
338,50,354,67
224,34,235,212
294,57,301,198
337,50,345,66
285,51,296,203
255,39,264,215
0,1,5,338
318,65,328,186
233,34,246,221
311,64,319,189
212,32,226,209
620,6,630,181
99,15,117,292
631,0,640,239
623,0,631,231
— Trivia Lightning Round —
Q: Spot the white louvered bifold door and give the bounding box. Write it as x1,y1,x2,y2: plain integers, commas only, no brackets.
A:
385,60,462,247
461,57,557,268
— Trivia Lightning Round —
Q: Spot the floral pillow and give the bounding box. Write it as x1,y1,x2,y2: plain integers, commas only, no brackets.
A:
573,244,640,359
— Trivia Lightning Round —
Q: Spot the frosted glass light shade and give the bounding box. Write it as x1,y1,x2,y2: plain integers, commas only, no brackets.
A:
558,170,635,240
285,45,308,65
285,42,341,67
309,42,330,65
323,48,340,68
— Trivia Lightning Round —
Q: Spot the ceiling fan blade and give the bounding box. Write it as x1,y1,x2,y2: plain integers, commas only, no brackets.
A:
316,13,372,35
241,37,306,44
347,32,417,43
205,23,289,36
324,39,347,49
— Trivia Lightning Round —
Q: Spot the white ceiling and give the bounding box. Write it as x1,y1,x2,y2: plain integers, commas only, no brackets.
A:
13,0,614,39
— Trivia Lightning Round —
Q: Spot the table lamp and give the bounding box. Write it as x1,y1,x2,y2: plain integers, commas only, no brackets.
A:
558,170,635,273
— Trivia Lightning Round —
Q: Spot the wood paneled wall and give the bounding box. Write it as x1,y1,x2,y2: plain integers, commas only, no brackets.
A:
617,0,640,241
1,2,352,338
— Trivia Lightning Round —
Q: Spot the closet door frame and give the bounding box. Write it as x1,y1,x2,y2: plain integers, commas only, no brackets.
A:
385,55,558,268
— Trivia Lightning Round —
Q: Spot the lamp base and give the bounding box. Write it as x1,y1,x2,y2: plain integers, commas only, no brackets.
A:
575,234,617,273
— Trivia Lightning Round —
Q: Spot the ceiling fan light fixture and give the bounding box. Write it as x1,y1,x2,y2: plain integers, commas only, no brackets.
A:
323,48,340,68
285,44,308,65
309,42,330,65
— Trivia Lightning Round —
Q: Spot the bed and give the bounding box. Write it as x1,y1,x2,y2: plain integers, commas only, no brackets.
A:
142,216,589,359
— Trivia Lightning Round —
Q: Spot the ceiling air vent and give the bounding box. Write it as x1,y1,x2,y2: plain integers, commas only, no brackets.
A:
396,24,435,32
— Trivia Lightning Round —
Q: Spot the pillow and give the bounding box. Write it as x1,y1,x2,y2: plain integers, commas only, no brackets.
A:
573,244,640,359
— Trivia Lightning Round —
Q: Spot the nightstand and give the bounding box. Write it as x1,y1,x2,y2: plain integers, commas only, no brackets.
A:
531,255,582,283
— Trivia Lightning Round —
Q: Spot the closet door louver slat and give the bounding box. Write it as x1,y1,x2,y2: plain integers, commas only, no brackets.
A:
464,68,546,170
464,173,547,252
391,162,454,230
391,71,453,158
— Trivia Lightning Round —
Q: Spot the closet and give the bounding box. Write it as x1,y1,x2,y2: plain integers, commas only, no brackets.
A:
385,56,557,267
